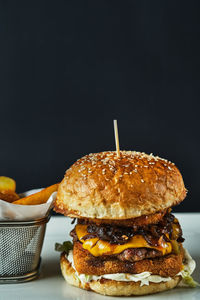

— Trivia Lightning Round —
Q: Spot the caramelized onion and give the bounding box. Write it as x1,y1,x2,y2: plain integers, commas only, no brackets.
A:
77,213,184,246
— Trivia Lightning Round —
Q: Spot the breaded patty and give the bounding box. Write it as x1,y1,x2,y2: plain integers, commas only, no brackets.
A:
73,242,183,277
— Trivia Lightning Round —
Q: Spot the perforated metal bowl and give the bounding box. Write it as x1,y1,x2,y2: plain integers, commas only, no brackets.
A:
0,215,49,283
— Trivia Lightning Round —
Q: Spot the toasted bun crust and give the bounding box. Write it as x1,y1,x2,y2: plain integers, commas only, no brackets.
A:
54,151,186,219
60,254,181,296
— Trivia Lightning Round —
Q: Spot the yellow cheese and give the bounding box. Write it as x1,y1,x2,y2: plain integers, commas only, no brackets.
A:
75,224,172,257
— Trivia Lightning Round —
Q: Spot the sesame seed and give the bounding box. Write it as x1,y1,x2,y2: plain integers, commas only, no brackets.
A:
73,151,175,179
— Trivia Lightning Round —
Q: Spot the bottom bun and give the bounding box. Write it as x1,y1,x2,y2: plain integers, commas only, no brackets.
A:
60,253,181,296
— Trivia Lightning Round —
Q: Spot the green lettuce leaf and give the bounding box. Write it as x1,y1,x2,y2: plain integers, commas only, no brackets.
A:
181,270,200,288
84,274,92,282
55,241,73,255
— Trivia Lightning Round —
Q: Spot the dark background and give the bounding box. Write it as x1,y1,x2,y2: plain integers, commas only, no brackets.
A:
1,1,200,212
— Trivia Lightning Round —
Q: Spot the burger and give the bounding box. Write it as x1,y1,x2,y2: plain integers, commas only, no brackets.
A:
54,151,197,296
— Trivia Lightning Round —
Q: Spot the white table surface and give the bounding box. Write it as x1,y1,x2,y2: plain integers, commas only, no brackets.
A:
1,213,200,300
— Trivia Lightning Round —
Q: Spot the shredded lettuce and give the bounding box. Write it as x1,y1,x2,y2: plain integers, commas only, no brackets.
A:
55,241,73,254
75,274,81,283
84,274,92,281
181,270,200,288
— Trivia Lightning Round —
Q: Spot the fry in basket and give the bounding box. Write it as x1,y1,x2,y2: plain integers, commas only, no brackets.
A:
0,191,20,203
0,176,16,192
13,183,59,205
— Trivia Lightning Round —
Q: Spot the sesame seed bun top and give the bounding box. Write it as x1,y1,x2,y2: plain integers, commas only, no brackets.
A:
54,151,186,219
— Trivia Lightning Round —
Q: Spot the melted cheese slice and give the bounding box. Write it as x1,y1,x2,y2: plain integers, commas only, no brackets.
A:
76,224,172,257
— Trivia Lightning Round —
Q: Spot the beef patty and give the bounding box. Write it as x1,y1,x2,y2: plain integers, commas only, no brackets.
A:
71,229,163,262
117,247,162,262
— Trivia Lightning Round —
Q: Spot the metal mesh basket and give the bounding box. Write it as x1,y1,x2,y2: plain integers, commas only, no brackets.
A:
0,216,49,283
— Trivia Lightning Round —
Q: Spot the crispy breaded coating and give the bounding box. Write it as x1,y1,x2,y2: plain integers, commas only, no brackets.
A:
73,242,183,277
79,209,167,227
61,253,182,296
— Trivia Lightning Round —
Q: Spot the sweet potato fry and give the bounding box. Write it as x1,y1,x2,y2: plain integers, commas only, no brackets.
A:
13,183,59,205
0,191,20,203
0,176,16,192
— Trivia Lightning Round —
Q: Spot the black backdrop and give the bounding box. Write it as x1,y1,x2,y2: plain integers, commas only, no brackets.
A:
1,1,200,212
